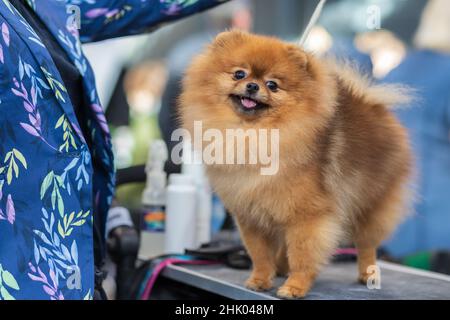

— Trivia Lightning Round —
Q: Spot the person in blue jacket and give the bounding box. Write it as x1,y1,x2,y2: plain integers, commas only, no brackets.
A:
382,0,450,258
0,0,227,300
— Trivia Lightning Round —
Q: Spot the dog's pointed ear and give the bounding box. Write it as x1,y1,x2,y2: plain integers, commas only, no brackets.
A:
211,29,247,50
285,44,309,70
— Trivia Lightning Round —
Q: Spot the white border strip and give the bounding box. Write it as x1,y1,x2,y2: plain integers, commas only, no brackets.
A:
379,260,450,283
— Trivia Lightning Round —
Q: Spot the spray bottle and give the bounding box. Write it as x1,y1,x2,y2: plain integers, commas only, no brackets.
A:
138,140,168,258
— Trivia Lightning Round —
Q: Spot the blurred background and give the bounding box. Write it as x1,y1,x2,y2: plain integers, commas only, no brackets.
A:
86,0,450,276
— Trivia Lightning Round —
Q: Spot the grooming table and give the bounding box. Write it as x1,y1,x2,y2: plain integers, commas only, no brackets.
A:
161,261,450,300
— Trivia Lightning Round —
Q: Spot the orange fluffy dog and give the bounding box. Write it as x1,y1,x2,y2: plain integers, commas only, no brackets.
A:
179,30,413,298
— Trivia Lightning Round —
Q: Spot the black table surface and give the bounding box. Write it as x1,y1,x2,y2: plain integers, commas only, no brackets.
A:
162,261,450,300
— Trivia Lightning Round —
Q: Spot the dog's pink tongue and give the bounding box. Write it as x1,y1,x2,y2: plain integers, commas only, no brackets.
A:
241,97,257,109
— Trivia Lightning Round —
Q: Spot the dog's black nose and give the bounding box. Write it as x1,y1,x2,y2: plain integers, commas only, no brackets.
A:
246,82,259,94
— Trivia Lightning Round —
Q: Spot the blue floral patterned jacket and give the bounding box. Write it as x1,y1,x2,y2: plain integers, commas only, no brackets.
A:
0,0,226,300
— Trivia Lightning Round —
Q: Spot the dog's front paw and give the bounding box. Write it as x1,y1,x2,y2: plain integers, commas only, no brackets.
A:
358,273,370,285
277,285,308,299
245,277,273,292
358,272,380,285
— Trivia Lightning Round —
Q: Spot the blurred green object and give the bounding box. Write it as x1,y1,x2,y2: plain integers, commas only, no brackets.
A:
131,114,161,164
403,252,432,271
112,113,162,209
402,251,450,276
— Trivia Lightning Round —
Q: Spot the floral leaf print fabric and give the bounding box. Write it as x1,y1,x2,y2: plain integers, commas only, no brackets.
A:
1,148,27,185
0,193,15,224
67,0,229,42
0,264,20,300
0,0,227,300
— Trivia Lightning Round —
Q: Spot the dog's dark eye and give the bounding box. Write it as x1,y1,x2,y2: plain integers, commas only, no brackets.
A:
266,81,278,92
233,70,247,80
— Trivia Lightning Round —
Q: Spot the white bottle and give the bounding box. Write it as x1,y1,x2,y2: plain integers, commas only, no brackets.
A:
164,174,197,254
182,140,212,247
195,175,212,246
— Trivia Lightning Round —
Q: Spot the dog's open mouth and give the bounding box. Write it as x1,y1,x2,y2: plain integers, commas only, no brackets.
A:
230,95,269,115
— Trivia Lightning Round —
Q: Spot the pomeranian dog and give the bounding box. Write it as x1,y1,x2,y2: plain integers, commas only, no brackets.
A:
179,30,413,298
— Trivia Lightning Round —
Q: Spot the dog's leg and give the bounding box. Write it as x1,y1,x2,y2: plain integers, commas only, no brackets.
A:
353,180,409,285
277,215,341,299
236,219,276,291
355,245,377,284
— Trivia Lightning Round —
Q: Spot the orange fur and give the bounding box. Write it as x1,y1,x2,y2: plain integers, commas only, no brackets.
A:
179,30,413,298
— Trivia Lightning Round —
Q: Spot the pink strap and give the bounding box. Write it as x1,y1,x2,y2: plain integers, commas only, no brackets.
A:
334,248,358,255
141,258,217,300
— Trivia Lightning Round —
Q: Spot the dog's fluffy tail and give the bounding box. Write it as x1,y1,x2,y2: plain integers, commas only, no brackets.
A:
326,59,416,109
